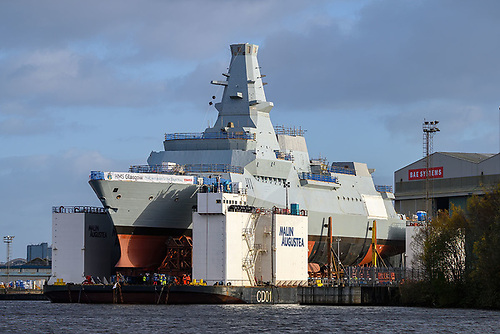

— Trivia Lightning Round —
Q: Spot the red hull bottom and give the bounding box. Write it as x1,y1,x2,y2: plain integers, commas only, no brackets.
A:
115,234,171,269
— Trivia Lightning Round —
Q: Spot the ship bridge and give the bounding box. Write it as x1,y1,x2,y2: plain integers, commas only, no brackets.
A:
163,131,256,151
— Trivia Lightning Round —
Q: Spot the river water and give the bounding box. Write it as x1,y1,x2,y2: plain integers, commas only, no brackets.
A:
1,300,499,333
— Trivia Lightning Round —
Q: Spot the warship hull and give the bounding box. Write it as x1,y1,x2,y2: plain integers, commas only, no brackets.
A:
90,43,406,270
91,174,405,268
89,175,198,269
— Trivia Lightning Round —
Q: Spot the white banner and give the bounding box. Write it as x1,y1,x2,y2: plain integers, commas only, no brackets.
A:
104,172,195,185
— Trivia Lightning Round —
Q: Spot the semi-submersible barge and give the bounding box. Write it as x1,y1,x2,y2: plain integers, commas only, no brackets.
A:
44,283,400,305
88,43,406,272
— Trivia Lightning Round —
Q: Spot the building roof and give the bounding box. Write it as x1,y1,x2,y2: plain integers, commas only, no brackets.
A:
395,152,497,173
438,152,495,163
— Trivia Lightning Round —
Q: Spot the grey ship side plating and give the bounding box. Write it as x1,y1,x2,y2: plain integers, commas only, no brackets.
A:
90,43,405,269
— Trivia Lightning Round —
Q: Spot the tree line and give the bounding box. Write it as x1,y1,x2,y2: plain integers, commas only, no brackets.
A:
402,183,500,309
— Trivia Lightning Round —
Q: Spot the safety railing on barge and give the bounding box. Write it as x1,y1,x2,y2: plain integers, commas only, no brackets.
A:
309,267,413,287
164,132,255,141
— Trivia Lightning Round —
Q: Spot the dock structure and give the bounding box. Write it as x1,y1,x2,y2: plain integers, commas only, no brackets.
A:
45,189,404,305
192,188,308,288
43,283,400,305
0,289,47,301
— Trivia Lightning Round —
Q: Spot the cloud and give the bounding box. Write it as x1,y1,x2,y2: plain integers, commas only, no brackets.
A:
3,0,498,115
0,49,169,111
0,0,314,58
0,115,56,137
0,0,321,135
261,0,500,111
0,150,122,258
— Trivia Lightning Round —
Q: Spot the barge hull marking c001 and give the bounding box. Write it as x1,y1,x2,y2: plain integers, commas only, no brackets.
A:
43,284,399,305
43,284,297,304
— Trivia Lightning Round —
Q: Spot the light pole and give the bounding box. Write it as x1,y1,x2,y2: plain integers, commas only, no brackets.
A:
3,236,14,286
423,120,440,221
284,181,290,212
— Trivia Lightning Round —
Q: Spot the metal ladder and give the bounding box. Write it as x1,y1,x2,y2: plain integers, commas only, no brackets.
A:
242,210,263,286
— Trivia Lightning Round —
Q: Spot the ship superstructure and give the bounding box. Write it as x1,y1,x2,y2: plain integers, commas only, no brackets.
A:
90,43,405,270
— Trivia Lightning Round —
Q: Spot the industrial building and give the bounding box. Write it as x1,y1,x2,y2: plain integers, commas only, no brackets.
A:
394,152,500,219
0,260,51,283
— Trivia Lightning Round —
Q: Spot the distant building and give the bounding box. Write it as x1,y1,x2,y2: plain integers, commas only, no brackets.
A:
5,258,27,266
395,152,500,219
27,242,52,262
0,258,50,283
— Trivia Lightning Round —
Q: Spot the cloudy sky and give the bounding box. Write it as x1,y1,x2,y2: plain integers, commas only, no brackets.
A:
1,0,499,259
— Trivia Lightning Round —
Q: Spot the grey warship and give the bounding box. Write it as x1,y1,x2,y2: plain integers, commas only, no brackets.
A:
89,43,405,270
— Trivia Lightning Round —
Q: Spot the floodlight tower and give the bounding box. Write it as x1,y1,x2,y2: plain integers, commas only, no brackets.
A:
423,120,440,220
3,236,14,284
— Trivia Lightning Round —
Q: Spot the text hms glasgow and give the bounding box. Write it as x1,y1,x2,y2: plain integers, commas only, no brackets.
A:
105,172,195,184
279,226,304,247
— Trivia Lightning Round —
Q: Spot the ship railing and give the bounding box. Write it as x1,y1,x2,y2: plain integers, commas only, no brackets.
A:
375,185,393,193
330,166,356,175
128,165,177,174
127,164,244,175
200,186,248,195
227,205,253,213
299,172,338,184
90,171,105,180
52,206,107,214
183,164,244,174
164,131,255,141
274,125,306,137
274,150,294,161
199,177,247,193
272,207,308,216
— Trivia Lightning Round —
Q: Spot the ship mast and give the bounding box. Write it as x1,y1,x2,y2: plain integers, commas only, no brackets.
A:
209,44,274,130
209,43,280,156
